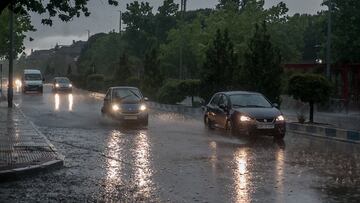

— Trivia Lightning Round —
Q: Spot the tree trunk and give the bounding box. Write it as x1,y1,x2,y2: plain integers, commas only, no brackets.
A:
309,101,314,123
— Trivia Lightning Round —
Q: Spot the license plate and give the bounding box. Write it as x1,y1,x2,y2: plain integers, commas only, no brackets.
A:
124,116,138,120
257,124,275,129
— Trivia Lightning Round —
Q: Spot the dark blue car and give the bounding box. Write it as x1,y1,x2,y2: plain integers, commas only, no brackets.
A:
203,91,286,139
101,87,149,126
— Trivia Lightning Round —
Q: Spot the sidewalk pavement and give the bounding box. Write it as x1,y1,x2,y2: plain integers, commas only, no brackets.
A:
0,102,63,181
282,109,360,131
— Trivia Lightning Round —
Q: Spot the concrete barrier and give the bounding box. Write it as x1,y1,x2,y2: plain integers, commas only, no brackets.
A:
287,122,360,144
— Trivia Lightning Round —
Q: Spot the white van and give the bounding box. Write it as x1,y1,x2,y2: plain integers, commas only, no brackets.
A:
22,69,44,93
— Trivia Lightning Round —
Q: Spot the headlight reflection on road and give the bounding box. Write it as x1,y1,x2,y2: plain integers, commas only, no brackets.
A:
134,131,154,198
275,149,285,202
233,148,250,203
105,130,124,194
68,94,73,111
54,94,60,111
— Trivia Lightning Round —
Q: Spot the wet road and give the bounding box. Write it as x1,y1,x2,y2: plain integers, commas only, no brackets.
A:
1,85,359,202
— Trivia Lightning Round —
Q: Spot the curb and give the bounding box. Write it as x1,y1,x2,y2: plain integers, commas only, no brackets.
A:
287,122,360,144
0,104,64,182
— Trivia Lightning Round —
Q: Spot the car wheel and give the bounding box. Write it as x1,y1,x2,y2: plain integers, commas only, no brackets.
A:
204,115,214,129
275,133,285,140
141,118,149,126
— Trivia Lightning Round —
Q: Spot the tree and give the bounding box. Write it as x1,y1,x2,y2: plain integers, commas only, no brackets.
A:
200,29,238,102
0,0,118,26
0,9,34,58
156,0,179,42
142,48,164,98
114,52,132,85
288,73,332,123
241,22,283,103
67,64,72,75
331,0,360,63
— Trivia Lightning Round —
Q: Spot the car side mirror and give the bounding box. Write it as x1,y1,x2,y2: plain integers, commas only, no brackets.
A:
273,103,279,108
144,97,149,101
219,104,228,111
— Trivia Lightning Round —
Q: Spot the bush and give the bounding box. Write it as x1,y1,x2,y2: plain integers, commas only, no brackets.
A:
86,74,105,92
157,79,201,104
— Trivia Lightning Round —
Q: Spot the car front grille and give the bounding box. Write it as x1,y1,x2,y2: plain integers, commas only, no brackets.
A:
256,118,275,123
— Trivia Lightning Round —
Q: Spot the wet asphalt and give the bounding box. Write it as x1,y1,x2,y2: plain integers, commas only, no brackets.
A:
0,85,359,202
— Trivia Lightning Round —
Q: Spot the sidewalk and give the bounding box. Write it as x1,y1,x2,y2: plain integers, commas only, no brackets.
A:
0,102,63,181
282,109,360,131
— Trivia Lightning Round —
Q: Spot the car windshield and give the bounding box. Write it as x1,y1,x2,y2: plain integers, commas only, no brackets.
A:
25,74,41,80
56,78,70,84
230,94,272,108
112,88,142,102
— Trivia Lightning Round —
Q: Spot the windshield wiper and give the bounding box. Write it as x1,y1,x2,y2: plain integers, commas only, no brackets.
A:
129,90,140,99
233,104,245,107
245,105,267,108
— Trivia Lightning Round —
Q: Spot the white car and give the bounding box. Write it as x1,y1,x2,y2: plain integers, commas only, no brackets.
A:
22,69,44,93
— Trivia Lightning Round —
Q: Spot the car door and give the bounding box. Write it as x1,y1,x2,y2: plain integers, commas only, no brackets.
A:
207,94,220,123
215,94,229,128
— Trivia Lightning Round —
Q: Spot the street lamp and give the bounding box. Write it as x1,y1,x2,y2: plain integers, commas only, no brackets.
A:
324,0,332,79
8,2,14,108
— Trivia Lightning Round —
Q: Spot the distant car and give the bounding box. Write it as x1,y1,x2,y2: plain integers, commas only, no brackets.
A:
101,87,149,126
203,91,286,139
22,69,44,93
53,77,73,92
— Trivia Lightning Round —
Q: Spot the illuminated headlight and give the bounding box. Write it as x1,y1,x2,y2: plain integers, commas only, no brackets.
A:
55,83,59,87
69,84,73,87
276,115,285,122
140,104,147,111
240,115,252,122
112,104,120,111
15,79,22,87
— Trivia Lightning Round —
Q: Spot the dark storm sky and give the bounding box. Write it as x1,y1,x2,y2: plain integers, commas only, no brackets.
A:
24,0,324,54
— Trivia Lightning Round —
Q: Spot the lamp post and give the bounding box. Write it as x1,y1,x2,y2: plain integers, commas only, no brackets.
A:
8,2,14,108
325,0,332,79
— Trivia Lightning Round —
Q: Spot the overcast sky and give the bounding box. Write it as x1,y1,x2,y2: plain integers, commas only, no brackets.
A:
24,0,325,54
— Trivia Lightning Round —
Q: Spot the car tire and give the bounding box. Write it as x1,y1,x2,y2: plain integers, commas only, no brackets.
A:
204,115,214,129
275,133,285,140
141,118,149,126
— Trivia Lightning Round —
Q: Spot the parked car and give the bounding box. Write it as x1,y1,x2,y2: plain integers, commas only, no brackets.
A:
203,91,286,139
22,69,44,93
101,86,149,126
53,77,73,92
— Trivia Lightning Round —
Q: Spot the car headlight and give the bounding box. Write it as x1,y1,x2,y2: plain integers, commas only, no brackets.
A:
69,84,72,87
112,104,120,111
55,83,59,87
240,115,252,122
276,115,285,122
140,104,147,111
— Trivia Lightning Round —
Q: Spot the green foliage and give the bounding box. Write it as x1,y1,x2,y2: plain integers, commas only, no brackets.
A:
288,73,332,104
157,79,201,104
142,48,163,98
332,0,360,63
288,73,332,122
241,22,283,103
200,29,238,102
86,74,105,92
0,0,118,26
113,52,132,85
0,9,34,58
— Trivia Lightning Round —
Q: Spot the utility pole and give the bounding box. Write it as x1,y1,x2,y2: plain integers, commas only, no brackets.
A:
179,0,187,79
86,29,91,40
118,10,122,34
326,0,332,79
8,2,14,108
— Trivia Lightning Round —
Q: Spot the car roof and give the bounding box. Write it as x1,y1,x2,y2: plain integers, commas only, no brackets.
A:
24,69,41,74
110,86,139,90
217,91,261,96
54,77,69,80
